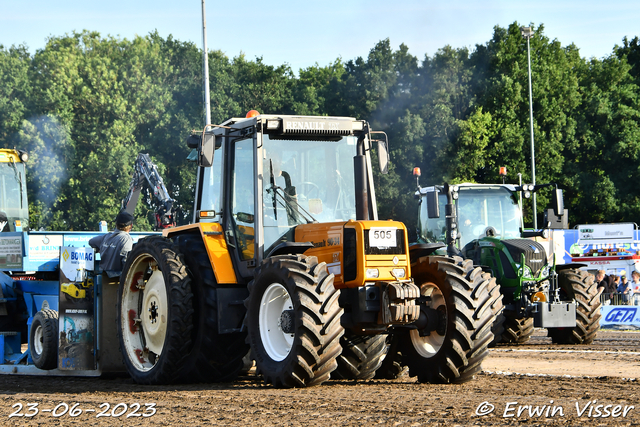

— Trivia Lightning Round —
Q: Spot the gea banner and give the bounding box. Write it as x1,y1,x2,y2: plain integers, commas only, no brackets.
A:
600,305,640,328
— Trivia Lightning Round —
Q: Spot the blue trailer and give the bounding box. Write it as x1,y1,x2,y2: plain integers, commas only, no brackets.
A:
0,228,153,376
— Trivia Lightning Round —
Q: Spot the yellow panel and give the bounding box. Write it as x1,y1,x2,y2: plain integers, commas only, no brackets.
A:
294,220,414,289
0,149,21,163
296,222,345,286
164,223,237,284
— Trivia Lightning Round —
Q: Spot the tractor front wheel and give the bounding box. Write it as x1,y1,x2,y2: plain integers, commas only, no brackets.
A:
500,311,534,344
245,255,343,388
400,256,496,384
548,269,601,344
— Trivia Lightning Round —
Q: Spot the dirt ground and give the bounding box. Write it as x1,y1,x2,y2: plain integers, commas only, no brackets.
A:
2,329,639,426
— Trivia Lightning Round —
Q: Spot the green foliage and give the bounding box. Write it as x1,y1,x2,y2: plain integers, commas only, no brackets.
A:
0,24,638,232
0,44,31,143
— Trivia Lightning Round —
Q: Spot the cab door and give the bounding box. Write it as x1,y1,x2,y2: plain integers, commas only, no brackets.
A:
225,134,257,280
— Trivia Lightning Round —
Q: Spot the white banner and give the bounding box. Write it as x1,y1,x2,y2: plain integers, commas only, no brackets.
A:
578,223,635,244
600,305,640,328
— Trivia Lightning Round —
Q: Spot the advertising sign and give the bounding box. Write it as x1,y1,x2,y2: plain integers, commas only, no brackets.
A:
565,225,640,274
600,305,640,328
27,234,64,271
58,246,96,370
578,223,635,244
0,234,22,270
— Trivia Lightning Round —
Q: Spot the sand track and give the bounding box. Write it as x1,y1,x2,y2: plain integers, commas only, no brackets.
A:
2,329,639,426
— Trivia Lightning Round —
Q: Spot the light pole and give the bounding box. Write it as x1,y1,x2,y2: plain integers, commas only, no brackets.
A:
202,0,211,126
521,25,537,229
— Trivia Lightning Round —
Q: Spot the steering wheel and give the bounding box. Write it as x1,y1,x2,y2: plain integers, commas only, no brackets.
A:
296,181,320,200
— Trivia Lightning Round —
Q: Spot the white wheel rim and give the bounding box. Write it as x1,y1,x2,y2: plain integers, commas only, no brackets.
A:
410,283,446,358
120,254,168,372
259,283,294,362
33,324,44,356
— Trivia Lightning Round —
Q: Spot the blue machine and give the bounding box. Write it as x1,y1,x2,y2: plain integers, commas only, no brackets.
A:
0,227,153,375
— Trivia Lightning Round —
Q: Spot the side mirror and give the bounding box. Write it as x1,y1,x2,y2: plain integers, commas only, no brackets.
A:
200,133,217,167
377,140,389,174
552,188,564,216
426,190,440,219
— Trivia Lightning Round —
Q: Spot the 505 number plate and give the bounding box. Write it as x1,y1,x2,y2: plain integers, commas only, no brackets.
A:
369,227,397,248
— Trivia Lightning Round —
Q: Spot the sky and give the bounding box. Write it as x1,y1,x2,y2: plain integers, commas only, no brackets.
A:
1,1,640,72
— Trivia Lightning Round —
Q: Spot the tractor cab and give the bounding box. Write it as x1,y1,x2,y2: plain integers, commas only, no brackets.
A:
418,184,522,251
188,114,387,282
0,149,29,231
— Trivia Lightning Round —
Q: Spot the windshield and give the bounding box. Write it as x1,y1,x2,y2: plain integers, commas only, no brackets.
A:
262,134,357,251
0,162,28,231
456,186,521,247
418,193,448,244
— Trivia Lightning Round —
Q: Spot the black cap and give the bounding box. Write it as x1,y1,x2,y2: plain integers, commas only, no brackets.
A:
116,211,134,227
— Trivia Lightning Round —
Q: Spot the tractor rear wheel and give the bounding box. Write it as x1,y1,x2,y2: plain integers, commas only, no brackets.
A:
245,255,343,388
118,236,194,384
548,269,601,344
334,332,387,380
400,256,496,384
500,311,534,344
30,309,58,370
175,235,249,382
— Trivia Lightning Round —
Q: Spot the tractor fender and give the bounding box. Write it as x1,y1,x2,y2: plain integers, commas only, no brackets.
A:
163,222,238,284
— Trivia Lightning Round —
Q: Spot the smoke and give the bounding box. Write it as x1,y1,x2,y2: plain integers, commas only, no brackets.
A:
13,115,70,226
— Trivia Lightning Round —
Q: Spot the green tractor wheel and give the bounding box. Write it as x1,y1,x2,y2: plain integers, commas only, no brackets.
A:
548,269,601,344
500,311,534,344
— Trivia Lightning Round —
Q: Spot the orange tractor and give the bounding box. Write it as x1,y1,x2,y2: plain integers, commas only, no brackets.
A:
117,113,501,387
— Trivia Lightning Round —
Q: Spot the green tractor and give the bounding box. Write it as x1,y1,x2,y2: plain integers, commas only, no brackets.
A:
415,179,601,345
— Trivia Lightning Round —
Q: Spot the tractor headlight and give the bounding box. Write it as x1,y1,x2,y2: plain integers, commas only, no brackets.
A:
392,268,405,278
541,265,550,278
519,265,533,278
366,269,379,279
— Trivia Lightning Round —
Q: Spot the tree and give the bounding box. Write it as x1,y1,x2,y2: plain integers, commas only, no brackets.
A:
0,44,31,144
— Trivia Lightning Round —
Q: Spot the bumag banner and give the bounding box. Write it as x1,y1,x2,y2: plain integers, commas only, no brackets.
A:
600,306,640,328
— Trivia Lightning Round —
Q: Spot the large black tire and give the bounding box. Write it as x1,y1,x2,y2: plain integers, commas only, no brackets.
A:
548,269,601,344
118,236,194,384
334,332,387,380
374,333,407,380
483,272,505,347
175,235,249,382
30,309,58,370
500,311,534,344
400,255,496,384
245,255,344,388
